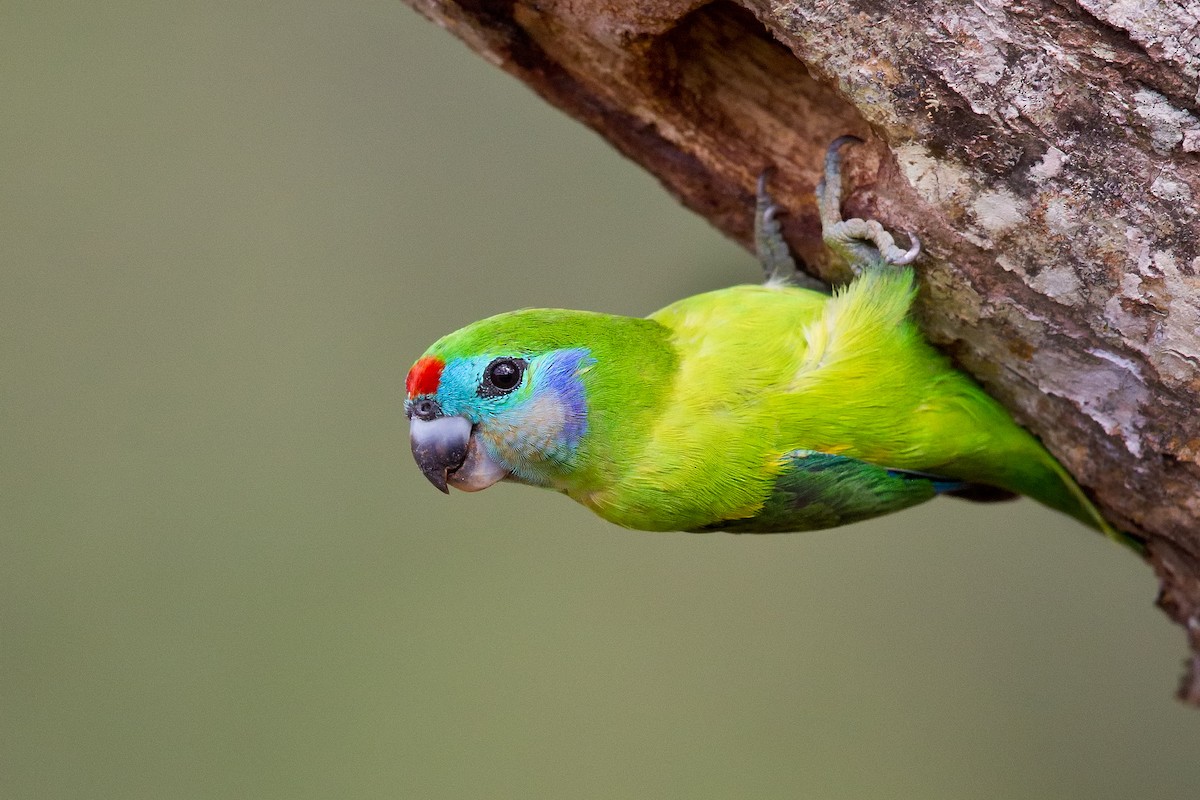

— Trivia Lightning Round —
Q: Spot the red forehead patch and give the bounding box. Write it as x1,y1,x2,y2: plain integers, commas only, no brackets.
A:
406,356,444,398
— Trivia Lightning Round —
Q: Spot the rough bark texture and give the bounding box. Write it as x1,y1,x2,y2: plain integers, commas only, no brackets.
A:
403,0,1200,702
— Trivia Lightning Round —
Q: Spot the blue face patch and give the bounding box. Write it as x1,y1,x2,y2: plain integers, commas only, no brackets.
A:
525,348,592,451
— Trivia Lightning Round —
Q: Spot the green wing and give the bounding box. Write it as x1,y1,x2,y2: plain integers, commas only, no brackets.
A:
695,450,975,533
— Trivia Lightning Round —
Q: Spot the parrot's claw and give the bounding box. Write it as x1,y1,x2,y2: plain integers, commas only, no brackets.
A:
893,232,922,265
817,136,921,273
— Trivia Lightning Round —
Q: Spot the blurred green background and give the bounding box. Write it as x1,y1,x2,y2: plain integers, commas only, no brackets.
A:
2,2,1197,798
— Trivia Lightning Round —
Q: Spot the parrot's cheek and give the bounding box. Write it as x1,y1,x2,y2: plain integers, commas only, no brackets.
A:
446,429,509,492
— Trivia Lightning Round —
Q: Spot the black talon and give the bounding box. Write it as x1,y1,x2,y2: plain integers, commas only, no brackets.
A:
828,134,863,155
756,168,774,197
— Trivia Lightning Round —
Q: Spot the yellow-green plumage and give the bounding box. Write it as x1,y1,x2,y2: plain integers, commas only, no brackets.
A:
585,268,1109,536
405,140,1131,549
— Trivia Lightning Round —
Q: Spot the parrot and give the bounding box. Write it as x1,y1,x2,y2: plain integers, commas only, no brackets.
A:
405,137,1137,550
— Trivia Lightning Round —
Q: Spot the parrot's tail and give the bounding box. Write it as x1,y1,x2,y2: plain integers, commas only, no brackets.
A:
1035,456,1144,554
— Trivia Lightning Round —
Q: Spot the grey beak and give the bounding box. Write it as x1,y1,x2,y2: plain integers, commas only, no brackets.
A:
409,416,471,494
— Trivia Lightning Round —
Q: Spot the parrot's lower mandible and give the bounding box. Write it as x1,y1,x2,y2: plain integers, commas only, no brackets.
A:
405,138,1137,549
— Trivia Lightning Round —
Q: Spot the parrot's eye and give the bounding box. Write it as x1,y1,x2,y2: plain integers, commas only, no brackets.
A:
479,357,526,397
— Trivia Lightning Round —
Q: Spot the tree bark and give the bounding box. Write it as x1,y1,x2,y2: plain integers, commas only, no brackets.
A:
402,0,1200,702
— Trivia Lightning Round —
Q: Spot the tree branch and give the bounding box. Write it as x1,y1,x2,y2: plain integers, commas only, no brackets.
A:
402,0,1200,703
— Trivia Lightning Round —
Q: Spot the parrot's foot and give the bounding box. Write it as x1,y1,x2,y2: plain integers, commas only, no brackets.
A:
817,136,920,273
755,170,827,291
755,169,797,282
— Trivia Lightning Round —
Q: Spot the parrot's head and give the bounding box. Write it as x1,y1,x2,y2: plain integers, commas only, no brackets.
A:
404,309,613,494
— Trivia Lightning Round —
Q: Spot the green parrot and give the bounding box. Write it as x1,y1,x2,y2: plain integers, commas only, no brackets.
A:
406,138,1135,549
